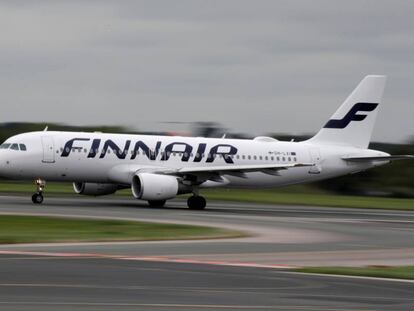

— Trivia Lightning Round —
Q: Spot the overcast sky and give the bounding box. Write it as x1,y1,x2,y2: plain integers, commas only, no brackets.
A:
1,0,413,142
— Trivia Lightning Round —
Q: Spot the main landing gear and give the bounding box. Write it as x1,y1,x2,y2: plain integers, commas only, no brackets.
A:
147,200,166,208
187,195,206,210
32,178,45,204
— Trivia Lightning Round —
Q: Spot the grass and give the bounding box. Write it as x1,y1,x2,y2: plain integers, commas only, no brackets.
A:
295,266,414,280
0,181,413,210
202,188,414,210
0,215,243,244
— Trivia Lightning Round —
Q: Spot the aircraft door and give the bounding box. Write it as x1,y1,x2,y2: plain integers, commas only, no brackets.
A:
308,147,322,174
41,136,55,163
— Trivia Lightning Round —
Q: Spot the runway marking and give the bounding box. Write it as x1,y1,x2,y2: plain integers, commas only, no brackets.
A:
0,250,295,269
0,302,366,310
120,256,295,269
1,282,413,303
283,271,414,284
0,283,306,291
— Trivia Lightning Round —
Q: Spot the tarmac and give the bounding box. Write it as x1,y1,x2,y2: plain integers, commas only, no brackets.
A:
0,195,414,310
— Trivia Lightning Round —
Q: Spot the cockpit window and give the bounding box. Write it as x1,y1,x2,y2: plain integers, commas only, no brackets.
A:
10,144,19,150
19,144,27,151
0,144,10,149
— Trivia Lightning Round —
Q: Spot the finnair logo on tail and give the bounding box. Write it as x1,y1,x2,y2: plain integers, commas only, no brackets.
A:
324,102,379,129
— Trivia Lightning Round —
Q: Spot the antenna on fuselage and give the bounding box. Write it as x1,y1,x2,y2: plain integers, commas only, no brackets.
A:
43,126,48,132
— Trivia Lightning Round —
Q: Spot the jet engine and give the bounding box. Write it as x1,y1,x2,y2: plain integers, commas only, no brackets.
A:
131,173,179,201
73,182,118,196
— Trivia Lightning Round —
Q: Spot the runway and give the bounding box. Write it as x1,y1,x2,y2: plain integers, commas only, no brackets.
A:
1,255,414,311
0,195,414,310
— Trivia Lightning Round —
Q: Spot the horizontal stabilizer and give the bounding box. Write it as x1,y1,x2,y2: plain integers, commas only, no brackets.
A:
342,155,414,162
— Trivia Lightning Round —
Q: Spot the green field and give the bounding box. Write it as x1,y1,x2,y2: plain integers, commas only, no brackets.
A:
0,215,243,244
0,181,412,211
203,188,414,210
295,266,414,280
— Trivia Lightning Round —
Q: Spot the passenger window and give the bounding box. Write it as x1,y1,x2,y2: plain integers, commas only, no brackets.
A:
259,156,263,160
271,156,274,161
265,156,268,161
19,144,27,151
242,155,245,160
10,144,19,150
248,155,251,160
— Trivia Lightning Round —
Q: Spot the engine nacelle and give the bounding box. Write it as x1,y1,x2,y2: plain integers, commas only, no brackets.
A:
131,173,179,201
73,182,118,196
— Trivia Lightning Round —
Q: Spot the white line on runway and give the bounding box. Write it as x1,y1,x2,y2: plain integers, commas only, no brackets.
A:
0,301,368,310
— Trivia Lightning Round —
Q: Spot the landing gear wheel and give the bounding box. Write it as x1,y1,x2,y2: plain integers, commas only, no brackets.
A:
187,196,206,210
32,192,44,204
32,178,46,204
148,200,166,208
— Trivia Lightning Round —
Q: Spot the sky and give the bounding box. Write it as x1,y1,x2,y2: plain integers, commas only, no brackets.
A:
1,0,413,143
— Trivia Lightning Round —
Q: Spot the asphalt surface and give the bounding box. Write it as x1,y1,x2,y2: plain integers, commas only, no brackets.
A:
0,255,414,311
0,195,414,310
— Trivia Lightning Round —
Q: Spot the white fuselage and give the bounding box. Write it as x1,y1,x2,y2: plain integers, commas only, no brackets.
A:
0,131,388,188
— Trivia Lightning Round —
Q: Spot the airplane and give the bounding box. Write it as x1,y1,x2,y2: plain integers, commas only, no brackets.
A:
0,75,412,209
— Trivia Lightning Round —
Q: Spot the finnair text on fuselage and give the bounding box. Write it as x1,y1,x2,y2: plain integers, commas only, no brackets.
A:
61,138,239,164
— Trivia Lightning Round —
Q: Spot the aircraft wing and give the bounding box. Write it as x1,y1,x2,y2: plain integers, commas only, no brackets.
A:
342,155,414,162
109,163,314,184
156,163,315,182
177,163,313,174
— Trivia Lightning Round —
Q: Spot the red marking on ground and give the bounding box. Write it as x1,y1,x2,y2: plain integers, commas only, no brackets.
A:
0,250,295,269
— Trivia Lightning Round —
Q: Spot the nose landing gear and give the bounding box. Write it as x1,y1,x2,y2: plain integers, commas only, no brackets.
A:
32,179,45,204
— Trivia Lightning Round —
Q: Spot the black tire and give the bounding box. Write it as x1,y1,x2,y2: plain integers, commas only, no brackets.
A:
187,196,206,210
32,193,44,204
148,200,166,208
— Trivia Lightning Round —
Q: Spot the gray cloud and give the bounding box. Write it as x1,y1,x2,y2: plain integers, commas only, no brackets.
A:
0,0,413,142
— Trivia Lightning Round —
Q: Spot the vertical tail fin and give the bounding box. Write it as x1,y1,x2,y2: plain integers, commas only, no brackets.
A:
308,75,386,148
